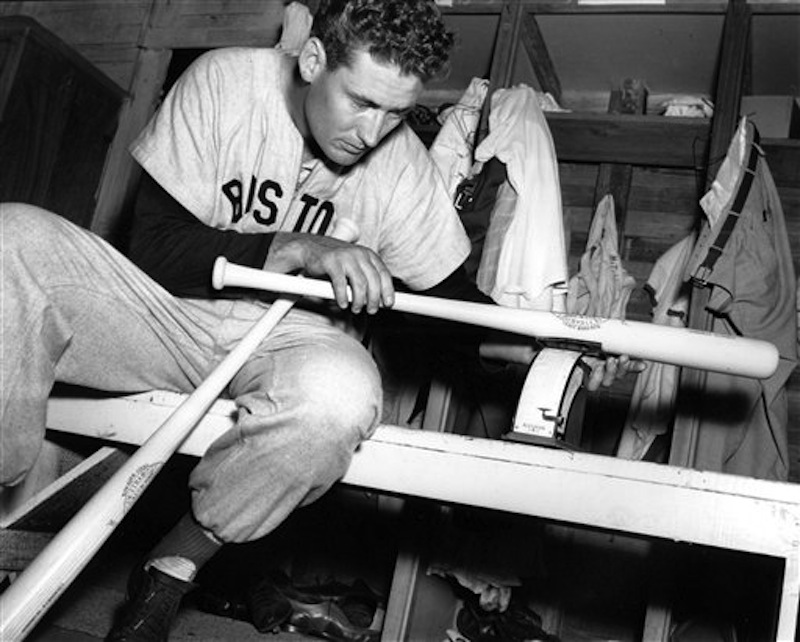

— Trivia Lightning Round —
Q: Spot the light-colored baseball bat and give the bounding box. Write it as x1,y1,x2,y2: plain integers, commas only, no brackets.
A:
212,259,780,380
0,220,359,642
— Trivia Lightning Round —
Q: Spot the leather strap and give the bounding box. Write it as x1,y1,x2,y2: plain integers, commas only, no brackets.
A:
691,126,761,286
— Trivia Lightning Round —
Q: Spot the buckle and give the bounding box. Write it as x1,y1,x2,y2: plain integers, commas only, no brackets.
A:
690,265,713,288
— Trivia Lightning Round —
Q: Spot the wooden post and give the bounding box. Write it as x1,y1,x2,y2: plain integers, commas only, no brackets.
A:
669,0,752,469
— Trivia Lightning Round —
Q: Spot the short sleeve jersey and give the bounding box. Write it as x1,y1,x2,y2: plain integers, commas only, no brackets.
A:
130,47,470,290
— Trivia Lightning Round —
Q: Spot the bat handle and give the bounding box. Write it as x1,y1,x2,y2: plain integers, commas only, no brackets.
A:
212,218,359,290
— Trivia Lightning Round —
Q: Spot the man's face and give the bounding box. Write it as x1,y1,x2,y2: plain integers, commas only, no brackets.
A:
303,48,423,166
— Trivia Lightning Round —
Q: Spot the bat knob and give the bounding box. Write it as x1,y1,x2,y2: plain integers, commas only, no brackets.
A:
212,257,228,290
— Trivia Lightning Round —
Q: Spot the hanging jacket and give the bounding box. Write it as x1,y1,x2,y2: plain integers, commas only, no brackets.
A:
674,117,797,481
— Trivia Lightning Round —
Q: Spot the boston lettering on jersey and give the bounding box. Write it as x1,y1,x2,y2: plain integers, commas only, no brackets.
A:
222,175,334,235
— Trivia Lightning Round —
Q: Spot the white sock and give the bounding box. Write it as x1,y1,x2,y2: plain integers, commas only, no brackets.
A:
147,556,198,582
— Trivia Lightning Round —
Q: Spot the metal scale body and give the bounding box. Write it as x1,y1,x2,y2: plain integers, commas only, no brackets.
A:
505,347,589,448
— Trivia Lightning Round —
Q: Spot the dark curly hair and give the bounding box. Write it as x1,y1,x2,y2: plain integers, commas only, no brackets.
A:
311,0,454,82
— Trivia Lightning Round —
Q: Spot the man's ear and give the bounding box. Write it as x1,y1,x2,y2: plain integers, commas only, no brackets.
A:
298,37,327,83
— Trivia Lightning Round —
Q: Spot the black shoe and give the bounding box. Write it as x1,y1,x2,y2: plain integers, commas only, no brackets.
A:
246,571,293,633
106,565,196,641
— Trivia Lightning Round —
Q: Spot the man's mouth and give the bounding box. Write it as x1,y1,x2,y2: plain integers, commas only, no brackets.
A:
342,142,366,155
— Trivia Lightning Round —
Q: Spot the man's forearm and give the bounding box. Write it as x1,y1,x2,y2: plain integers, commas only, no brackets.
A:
128,173,274,297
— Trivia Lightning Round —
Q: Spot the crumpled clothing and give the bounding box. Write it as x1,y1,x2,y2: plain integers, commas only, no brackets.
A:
699,117,748,228
537,91,570,113
660,95,714,118
567,194,636,319
429,77,489,199
474,85,568,311
276,2,313,53
428,562,519,614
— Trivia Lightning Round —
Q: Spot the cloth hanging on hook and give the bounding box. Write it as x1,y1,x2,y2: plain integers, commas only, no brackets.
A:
616,234,694,460
276,2,313,53
429,77,490,200
677,117,797,480
566,194,636,319
473,85,568,311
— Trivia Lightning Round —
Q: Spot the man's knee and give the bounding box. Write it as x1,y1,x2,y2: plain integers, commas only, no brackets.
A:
1,203,71,247
302,342,382,438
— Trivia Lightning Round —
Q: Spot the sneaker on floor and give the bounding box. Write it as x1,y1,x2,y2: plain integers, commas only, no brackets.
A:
106,565,196,641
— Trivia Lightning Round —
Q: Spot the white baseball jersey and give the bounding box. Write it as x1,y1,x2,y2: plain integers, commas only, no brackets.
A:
131,47,470,291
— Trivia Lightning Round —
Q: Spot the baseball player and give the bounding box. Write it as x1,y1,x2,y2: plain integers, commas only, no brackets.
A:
0,1,630,639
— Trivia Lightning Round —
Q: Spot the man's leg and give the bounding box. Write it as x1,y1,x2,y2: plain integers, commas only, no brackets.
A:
1,203,217,487
192,309,382,542
107,305,382,639
0,204,236,640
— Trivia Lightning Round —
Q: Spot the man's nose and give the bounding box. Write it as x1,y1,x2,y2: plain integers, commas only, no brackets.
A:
357,110,385,148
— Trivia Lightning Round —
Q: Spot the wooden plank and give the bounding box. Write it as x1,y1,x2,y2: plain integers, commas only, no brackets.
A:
592,78,648,238
0,447,128,532
763,139,800,187
437,0,800,14
44,390,800,638
91,46,172,242
142,0,285,49
44,391,800,539
0,531,54,572
476,0,523,143
670,0,752,470
0,1,152,90
546,112,710,168
519,11,562,104
504,0,800,13
706,0,752,186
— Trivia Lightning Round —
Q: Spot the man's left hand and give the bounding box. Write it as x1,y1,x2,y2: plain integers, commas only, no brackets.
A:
479,335,645,391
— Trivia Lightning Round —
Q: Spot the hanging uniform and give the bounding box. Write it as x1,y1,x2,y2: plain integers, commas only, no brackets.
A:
677,117,797,481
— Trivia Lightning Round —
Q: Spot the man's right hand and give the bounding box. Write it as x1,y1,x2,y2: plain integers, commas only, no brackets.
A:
264,232,394,314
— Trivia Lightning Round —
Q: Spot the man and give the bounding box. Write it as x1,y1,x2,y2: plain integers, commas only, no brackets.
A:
0,1,628,639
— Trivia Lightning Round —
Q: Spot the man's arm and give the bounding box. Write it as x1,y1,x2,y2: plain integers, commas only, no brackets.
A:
128,173,275,298
130,173,396,310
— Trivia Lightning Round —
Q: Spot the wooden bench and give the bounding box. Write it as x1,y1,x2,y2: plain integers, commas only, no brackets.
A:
2,390,800,640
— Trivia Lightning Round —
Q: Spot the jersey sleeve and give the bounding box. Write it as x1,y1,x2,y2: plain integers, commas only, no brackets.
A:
129,50,232,223
377,131,471,291
128,173,273,298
